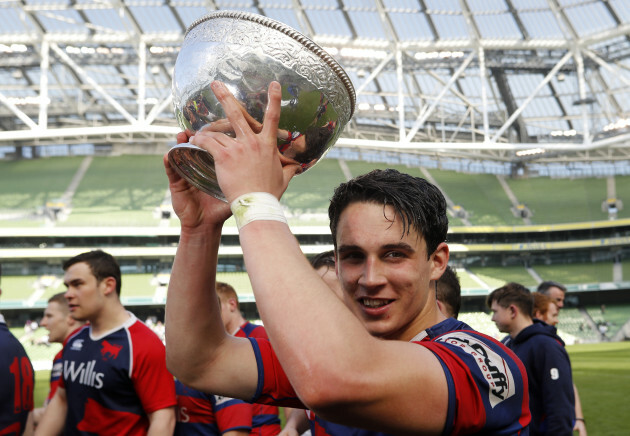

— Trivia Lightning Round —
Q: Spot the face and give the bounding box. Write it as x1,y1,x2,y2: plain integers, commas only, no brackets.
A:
40,301,70,343
490,301,513,334
335,202,447,341
316,265,344,300
63,262,109,322
545,302,559,326
547,286,565,308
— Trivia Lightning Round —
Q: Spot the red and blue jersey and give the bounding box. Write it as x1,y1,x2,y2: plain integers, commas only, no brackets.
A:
47,327,83,403
235,322,282,436
247,318,530,435
59,314,176,435
0,317,34,436
175,380,253,435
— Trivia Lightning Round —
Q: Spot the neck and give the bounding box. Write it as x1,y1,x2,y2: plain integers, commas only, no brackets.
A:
90,302,130,336
226,315,247,335
509,316,534,339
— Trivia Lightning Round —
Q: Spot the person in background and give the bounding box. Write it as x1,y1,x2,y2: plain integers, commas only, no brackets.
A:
0,264,35,435
30,292,86,430
436,265,461,319
488,282,574,435
532,289,587,436
537,280,566,309
532,292,559,326
35,250,176,435
216,281,282,436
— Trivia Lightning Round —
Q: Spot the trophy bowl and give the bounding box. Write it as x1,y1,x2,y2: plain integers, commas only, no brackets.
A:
169,10,356,201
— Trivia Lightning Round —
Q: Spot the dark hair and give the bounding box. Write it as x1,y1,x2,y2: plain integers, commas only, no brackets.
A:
537,280,567,295
486,282,533,318
436,265,461,319
63,250,122,296
328,169,448,258
310,250,335,270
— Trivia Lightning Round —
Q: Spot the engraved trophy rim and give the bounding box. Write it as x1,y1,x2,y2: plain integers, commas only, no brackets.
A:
185,10,356,118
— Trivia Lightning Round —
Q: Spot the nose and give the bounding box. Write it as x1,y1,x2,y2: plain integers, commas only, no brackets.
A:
357,256,386,289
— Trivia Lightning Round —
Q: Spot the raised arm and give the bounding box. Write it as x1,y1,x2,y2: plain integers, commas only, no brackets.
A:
195,81,449,434
163,132,258,400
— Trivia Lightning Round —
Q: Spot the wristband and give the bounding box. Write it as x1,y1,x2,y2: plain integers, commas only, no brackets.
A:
576,418,585,423
230,192,287,230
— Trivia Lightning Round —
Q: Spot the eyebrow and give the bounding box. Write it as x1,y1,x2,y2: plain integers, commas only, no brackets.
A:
337,242,416,255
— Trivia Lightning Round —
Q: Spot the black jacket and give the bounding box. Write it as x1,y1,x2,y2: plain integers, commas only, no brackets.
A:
503,320,575,436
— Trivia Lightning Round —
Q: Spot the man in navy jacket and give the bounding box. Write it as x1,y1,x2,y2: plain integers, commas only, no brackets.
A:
488,282,575,436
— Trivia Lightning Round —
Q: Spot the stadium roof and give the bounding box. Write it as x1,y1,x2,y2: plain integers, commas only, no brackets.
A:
2,0,630,166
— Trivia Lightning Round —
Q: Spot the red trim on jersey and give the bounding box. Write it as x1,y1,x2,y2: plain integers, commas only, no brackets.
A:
128,321,177,414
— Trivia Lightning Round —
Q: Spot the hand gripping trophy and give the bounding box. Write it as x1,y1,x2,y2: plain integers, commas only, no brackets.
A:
168,10,356,200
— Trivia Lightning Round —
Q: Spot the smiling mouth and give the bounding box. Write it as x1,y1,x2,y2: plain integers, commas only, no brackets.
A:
360,298,393,309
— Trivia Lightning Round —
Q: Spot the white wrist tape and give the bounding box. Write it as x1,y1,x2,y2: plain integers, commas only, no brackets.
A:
230,192,288,230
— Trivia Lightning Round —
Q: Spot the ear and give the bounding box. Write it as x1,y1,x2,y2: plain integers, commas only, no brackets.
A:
101,276,117,296
228,297,238,311
429,242,449,281
509,304,519,319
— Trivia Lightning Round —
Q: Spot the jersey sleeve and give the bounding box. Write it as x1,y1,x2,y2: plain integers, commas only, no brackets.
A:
129,323,177,414
214,395,253,434
420,331,531,435
247,337,305,409
47,349,63,402
535,337,575,434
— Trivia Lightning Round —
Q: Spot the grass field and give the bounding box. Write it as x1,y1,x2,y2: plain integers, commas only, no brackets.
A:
31,341,630,433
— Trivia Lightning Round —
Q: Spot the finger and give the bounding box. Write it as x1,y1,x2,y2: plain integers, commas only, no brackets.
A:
280,163,301,195
211,81,254,140
261,81,282,143
176,131,189,144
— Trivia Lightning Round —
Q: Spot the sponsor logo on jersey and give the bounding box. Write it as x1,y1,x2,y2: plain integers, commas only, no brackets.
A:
71,339,84,351
51,361,62,379
100,340,123,360
436,332,516,408
63,360,105,389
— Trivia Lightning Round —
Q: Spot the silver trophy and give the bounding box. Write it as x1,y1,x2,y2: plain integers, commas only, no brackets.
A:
168,10,356,201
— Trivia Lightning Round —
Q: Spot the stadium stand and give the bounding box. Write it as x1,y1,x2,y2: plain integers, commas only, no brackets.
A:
426,169,522,226
59,155,168,227
505,176,609,224
534,262,615,285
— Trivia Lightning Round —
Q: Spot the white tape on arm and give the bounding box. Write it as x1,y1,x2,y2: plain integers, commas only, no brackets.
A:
230,192,288,231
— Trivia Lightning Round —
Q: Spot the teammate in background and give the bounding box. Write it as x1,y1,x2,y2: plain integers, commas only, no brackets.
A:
488,282,574,435
216,281,282,436
30,293,86,429
0,264,35,435
164,81,530,435
532,292,559,326
537,280,566,309
175,380,253,436
35,250,176,435
436,265,461,319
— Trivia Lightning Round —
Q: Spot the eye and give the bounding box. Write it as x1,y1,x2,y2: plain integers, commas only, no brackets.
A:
384,250,406,259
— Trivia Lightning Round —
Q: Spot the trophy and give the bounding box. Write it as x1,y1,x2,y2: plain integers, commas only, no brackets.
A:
168,10,356,201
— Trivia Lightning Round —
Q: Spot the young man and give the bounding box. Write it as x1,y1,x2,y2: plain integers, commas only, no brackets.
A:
31,293,86,428
216,281,282,436
537,281,566,309
488,282,574,435
0,265,34,435
164,81,530,434
35,250,176,435
532,292,559,326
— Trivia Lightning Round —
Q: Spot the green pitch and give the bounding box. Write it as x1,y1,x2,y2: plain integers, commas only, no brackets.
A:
32,342,630,433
